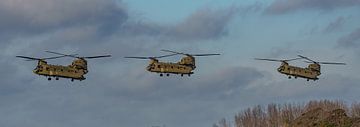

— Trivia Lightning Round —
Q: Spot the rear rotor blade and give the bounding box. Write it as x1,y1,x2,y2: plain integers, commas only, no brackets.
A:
125,53,177,60
161,49,220,57
298,55,316,63
318,62,346,65
285,57,302,61
124,56,150,59
154,53,179,58
160,49,187,55
83,55,111,59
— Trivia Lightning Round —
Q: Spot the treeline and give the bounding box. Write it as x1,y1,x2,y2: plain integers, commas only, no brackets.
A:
213,100,360,127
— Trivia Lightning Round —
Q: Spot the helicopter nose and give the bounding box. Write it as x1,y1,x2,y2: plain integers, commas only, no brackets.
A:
33,69,39,73
146,66,152,71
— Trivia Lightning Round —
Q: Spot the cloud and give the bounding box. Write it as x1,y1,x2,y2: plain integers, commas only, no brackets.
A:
165,4,262,41
265,0,360,14
0,0,128,37
0,64,265,127
337,28,360,48
323,16,346,33
165,7,237,41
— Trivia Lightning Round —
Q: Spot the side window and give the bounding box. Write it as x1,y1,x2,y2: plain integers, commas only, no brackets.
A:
157,65,161,68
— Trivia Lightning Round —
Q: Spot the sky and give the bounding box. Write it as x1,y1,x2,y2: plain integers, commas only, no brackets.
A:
0,0,360,127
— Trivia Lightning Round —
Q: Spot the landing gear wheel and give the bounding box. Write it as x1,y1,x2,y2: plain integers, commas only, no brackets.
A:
48,77,51,81
160,74,163,77
71,79,74,82
166,74,170,76
288,76,291,79
188,74,191,77
181,74,184,77
56,77,59,80
307,79,310,81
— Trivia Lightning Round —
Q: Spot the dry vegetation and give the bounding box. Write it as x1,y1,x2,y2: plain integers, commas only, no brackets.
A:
213,100,360,127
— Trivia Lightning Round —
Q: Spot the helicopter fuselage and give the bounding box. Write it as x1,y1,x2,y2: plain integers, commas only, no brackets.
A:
146,59,194,76
277,62,321,80
33,60,87,81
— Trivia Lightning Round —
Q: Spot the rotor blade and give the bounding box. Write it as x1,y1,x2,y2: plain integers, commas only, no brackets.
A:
254,58,282,62
83,55,111,59
42,54,78,60
297,55,316,63
124,54,177,60
154,53,179,58
191,54,221,56
45,51,78,58
42,55,69,60
16,56,40,60
318,62,346,65
285,57,302,61
124,56,150,59
160,49,186,55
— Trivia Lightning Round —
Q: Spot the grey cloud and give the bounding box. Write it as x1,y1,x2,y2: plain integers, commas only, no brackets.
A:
0,0,128,36
323,16,346,33
166,7,237,41
337,28,360,48
164,4,262,41
0,65,264,127
265,0,360,14
100,66,264,101
248,74,360,102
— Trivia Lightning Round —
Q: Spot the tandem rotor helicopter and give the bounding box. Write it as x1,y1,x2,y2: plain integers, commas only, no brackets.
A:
16,51,111,81
255,55,346,81
125,50,220,77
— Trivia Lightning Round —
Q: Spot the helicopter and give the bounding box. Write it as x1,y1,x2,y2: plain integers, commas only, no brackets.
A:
16,51,111,81
255,55,346,81
125,50,220,77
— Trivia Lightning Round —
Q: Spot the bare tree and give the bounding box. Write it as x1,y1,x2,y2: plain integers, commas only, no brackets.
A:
351,102,360,118
218,118,230,127
230,100,357,127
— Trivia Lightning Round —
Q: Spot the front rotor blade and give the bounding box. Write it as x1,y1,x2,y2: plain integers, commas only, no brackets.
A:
42,56,68,60
16,56,40,60
45,51,78,58
254,58,282,62
42,54,78,60
124,56,149,59
83,55,111,59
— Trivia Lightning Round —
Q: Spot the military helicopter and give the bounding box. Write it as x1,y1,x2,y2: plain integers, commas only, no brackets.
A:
255,55,346,81
125,50,220,77
16,51,111,81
